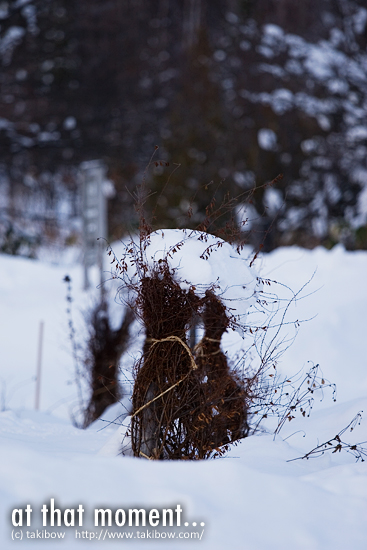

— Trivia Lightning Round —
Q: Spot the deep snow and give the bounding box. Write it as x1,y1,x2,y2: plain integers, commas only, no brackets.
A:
1,241,367,549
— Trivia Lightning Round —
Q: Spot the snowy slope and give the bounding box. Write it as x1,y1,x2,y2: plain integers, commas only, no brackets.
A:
1,243,367,549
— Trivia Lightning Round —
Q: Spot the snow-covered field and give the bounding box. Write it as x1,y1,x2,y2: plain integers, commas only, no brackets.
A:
1,242,367,549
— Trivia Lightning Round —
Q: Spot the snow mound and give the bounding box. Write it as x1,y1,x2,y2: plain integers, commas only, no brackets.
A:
138,229,258,323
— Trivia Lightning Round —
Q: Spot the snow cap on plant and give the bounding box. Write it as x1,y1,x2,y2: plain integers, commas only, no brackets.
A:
139,228,258,329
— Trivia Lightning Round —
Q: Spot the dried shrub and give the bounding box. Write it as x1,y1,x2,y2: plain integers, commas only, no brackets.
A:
128,252,253,460
110,226,328,459
131,261,206,459
194,291,249,450
83,301,134,427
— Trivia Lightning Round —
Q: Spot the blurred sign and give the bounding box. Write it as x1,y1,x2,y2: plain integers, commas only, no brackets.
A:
80,160,109,290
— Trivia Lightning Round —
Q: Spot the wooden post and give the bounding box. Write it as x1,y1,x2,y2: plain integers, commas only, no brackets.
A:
35,321,44,411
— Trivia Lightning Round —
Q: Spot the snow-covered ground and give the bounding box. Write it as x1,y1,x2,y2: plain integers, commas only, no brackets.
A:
1,242,366,549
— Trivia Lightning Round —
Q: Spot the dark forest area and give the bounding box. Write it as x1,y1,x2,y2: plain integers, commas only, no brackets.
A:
1,0,367,254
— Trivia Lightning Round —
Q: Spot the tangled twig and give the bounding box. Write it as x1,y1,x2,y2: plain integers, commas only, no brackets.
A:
288,412,367,462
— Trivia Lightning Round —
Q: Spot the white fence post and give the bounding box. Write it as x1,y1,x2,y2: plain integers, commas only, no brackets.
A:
80,160,109,293
35,321,44,411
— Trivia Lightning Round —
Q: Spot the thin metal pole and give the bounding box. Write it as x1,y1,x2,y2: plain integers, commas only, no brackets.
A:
35,321,44,411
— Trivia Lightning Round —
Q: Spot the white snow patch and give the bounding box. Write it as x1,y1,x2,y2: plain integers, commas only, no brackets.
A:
347,126,367,143
263,187,283,214
258,128,277,151
63,116,77,130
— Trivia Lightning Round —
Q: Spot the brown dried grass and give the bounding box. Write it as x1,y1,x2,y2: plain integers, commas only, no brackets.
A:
83,302,134,427
130,262,249,460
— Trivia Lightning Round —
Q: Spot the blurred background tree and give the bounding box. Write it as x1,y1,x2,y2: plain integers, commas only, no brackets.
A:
1,0,367,253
